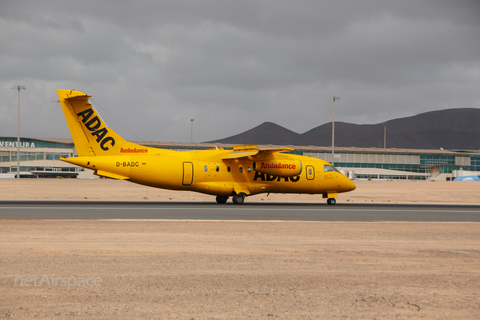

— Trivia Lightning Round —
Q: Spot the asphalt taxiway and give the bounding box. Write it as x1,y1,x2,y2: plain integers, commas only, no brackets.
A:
0,201,479,222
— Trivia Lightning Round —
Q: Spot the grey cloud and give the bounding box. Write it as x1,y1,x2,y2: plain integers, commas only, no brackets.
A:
1,0,479,143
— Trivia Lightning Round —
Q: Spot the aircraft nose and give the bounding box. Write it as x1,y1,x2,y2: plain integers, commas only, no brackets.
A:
341,175,356,191
348,178,356,191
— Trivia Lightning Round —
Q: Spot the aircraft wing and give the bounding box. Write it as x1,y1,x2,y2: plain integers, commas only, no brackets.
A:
223,145,295,160
223,151,259,159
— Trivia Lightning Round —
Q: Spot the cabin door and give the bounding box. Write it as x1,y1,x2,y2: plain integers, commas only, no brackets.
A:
182,162,194,186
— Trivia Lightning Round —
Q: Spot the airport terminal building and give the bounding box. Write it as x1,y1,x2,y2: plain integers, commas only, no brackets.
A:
0,137,80,178
1,136,479,180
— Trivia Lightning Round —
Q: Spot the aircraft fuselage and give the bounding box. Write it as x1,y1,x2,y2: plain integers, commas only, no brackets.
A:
57,89,356,204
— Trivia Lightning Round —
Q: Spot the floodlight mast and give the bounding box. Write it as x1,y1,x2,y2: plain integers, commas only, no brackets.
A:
328,96,340,166
190,119,194,143
12,85,26,178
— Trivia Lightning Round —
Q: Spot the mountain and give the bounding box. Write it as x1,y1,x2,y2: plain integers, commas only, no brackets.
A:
208,108,480,150
209,121,307,146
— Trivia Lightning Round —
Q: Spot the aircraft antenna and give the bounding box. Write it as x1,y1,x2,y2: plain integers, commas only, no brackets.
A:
90,98,144,143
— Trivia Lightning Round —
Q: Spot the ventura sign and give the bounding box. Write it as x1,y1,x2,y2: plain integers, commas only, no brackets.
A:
0,141,36,148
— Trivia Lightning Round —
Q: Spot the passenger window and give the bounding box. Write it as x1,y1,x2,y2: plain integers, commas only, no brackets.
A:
239,167,243,173
227,166,231,172
216,166,219,172
204,166,208,172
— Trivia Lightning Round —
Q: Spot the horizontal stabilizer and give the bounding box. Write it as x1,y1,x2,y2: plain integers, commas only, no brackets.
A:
95,170,129,180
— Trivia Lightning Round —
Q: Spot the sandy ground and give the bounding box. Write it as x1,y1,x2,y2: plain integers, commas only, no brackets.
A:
1,178,480,204
1,221,479,319
1,180,479,318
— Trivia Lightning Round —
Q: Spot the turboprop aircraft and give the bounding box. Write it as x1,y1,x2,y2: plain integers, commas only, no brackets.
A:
57,89,356,205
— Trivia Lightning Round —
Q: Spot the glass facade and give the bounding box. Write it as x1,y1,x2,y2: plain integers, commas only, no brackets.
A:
420,154,455,165
283,150,303,155
334,162,429,173
9,152,46,162
470,157,480,171
0,151,9,162
439,165,458,174
356,174,427,180
0,137,73,149
46,153,71,160
4,152,71,162
0,137,76,176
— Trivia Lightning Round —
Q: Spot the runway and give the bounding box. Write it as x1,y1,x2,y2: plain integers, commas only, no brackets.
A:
0,201,479,221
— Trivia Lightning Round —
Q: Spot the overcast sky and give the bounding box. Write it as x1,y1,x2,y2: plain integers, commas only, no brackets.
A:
1,0,479,143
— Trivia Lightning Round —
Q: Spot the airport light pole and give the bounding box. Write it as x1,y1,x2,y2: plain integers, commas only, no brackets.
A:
328,96,339,166
190,119,194,143
12,85,26,178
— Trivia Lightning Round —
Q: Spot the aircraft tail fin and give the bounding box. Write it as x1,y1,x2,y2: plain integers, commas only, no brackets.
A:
57,89,150,157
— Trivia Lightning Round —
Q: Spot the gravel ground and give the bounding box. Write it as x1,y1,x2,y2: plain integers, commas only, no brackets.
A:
1,221,479,319
1,179,479,318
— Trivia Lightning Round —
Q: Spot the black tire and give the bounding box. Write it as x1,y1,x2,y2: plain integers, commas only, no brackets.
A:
232,193,245,204
327,198,336,205
216,195,229,204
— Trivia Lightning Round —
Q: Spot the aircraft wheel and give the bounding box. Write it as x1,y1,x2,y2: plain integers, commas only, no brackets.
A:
216,195,229,204
327,198,336,205
232,193,245,204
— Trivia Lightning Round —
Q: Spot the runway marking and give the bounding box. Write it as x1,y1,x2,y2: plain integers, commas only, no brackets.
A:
19,219,476,223
0,206,479,213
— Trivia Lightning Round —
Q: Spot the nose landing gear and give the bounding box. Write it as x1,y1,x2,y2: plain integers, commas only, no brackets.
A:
327,198,336,205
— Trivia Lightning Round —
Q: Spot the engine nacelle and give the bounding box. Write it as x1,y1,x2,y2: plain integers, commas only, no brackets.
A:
253,160,302,177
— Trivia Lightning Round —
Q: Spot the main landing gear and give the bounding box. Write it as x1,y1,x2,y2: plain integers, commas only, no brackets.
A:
216,193,246,204
232,193,246,204
327,198,336,205
215,195,229,204
217,194,336,205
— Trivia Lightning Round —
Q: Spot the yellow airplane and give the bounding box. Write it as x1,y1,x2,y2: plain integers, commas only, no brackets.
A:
57,89,356,205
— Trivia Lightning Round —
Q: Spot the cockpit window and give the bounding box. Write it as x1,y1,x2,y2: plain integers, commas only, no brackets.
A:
324,165,339,172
